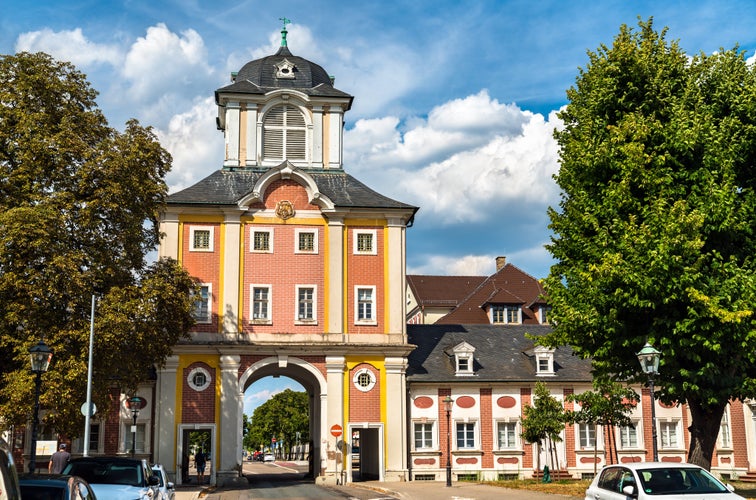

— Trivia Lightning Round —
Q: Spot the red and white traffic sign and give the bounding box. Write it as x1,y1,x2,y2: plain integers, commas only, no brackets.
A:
330,424,343,437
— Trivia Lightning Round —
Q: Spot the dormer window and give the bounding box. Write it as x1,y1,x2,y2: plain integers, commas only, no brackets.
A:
535,346,555,376
451,341,476,376
491,305,521,324
275,58,296,79
539,305,552,324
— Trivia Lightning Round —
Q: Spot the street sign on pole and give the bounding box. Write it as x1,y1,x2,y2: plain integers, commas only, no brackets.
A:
330,424,343,438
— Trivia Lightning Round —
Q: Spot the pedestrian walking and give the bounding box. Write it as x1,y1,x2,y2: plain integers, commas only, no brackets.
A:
195,449,207,484
48,443,70,474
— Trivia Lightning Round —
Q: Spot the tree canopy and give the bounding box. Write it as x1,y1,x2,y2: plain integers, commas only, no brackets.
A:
542,19,756,469
246,389,309,454
0,52,198,438
521,382,566,471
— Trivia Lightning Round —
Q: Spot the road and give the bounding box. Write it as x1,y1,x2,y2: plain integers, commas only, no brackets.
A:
200,461,398,500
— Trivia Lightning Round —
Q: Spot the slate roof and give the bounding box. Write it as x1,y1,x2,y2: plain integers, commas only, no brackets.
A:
437,263,547,324
167,167,418,212
406,324,592,383
216,46,353,102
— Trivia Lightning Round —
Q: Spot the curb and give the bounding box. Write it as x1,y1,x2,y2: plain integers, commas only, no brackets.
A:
348,482,407,499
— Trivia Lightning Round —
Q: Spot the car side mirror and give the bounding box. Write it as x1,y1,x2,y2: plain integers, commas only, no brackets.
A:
148,475,160,486
622,484,638,498
726,484,735,492
167,481,175,490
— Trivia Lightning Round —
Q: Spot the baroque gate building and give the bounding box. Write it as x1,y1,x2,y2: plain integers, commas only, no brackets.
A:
153,27,417,486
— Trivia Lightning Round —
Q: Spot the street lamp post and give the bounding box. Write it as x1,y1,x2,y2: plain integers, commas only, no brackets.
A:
128,396,143,457
28,339,53,473
637,342,661,462
443,395,454,487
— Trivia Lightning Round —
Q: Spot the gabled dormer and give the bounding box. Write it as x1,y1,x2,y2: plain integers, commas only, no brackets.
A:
448,341,476,376
534,345,555,376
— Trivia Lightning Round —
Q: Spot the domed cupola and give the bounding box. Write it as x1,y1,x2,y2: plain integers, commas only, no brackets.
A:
215,19,353,171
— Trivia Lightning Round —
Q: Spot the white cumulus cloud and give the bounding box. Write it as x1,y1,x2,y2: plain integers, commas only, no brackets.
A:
15,28,122,67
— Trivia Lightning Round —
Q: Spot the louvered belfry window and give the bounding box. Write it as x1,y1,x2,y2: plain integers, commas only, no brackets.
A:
263,104,306,161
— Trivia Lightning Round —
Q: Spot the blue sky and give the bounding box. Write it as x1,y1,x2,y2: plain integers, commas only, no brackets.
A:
5,0,756,414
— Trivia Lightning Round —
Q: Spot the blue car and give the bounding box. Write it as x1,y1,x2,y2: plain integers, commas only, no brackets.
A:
62,457,159,500
20,474,97,500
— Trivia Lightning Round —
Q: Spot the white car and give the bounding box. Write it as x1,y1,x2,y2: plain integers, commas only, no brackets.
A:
151,464,175,500
585,462,745,499
263,453,275,462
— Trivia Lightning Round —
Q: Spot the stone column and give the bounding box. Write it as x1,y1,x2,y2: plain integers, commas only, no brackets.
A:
217,355,244,486
320,356,345,484
154,356,179,476
385,356,408,481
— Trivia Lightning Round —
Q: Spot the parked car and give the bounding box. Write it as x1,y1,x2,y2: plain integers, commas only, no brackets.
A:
0,438,21,499
263,453,275,462
253,451,263,462
19,474,97,500
585,462,745,500
62,456,159,500
151,464,175,500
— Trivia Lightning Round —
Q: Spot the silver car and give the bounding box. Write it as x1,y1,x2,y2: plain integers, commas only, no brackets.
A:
585,462,745,499
151,464,175,500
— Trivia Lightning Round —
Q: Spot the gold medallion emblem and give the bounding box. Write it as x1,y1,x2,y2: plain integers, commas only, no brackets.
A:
276,200,295,220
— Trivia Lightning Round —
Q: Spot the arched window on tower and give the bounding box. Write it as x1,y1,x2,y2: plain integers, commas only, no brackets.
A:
263,104,307,162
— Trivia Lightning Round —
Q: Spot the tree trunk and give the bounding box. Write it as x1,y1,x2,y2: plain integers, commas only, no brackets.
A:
687,399,727,470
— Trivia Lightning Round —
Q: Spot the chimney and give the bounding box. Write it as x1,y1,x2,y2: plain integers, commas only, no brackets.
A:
496,256,507,271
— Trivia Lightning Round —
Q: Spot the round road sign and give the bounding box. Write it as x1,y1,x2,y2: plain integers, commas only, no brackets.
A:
330,424,343,437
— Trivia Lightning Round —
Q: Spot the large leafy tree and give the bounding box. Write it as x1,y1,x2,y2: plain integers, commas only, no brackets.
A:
542,19,756,469
247,389,310,456
521,382,566,472
0,52,198,438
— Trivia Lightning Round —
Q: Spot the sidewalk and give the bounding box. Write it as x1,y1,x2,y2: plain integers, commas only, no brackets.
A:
175,484,206,500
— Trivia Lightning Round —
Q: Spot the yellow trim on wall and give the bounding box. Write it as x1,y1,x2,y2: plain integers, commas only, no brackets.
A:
323,223,330,328
238,222,245,332
174,354,222,462
218,222,225,335
343,357,388,468
240,216,327,226
178,215,224,223
178,222,185,264
383,226,390,329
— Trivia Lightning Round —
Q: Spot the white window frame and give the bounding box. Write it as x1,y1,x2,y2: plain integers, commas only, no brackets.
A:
413,421,435,450
660,420,679,449
539,305,552,324
490,305,521,324
262,104,308,163
496,421,518,450
295,228,318,254
455,421,477,450
618,422,639,449
352,368,376,392
189,226,214,252
353,229,377,255
455,353,473,375
121,422,147,454
295,285,317,324
535,347,555,376
355,286,377,325
193,284,212,324
251,228,274,253
187,367,212,392
73,422,102,454
250,285,272,324
719,412,731,449
578,422,598,449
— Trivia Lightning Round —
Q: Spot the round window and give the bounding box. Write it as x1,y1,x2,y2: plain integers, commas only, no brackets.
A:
352,368,376,392
187,367,211,392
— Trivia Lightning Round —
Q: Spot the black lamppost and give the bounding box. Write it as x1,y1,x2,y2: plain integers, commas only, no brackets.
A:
637,342,661,461
443,395,454,487
128,396,143,457
28,339,52,473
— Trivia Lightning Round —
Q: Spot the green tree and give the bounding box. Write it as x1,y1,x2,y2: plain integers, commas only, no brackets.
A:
543,19,756,469
521,382,567,472
566,381,638,471
248,389,309,457
0,52,198,438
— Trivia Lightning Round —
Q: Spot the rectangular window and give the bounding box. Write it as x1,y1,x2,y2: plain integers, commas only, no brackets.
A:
492,306,505,323
123,423,146,453
506,306,520,324
251,229,273,252
354,230,377,255
660,421,678,448
297,286,316,322
720,413,731,448
579,423,596,448
355,286,376,323
497,422,517,449
189,227,213,251
88,423,100,452
251,286,271,322
295,229,317,254
193,285,211,323
455,422,475,449
619,423,638,449
540,306,552,324
414,422,434,450
491,305,520,324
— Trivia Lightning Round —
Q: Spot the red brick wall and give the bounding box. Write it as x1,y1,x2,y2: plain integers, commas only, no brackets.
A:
181,222,221,333
263,180,320,210
349,364,380,422
104,388,122,455
521,387,533,469
480,388,493,468
563,388,575,468
438,388,451,468
346,227,385,334
237,355,326,381
640,386,653,461
730,400,749,469
182,362,216,423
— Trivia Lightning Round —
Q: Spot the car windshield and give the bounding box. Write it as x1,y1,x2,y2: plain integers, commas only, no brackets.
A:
20,484,66,500
638,467,729,495
64,462,142,486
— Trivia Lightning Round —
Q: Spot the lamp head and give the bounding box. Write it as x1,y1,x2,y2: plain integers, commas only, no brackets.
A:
636,342,661,376
29,340,53,373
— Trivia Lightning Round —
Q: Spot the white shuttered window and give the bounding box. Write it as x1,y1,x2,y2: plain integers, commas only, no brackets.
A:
263,105,306,161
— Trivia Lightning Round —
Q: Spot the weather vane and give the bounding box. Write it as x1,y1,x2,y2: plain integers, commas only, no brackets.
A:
279,17,292,47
